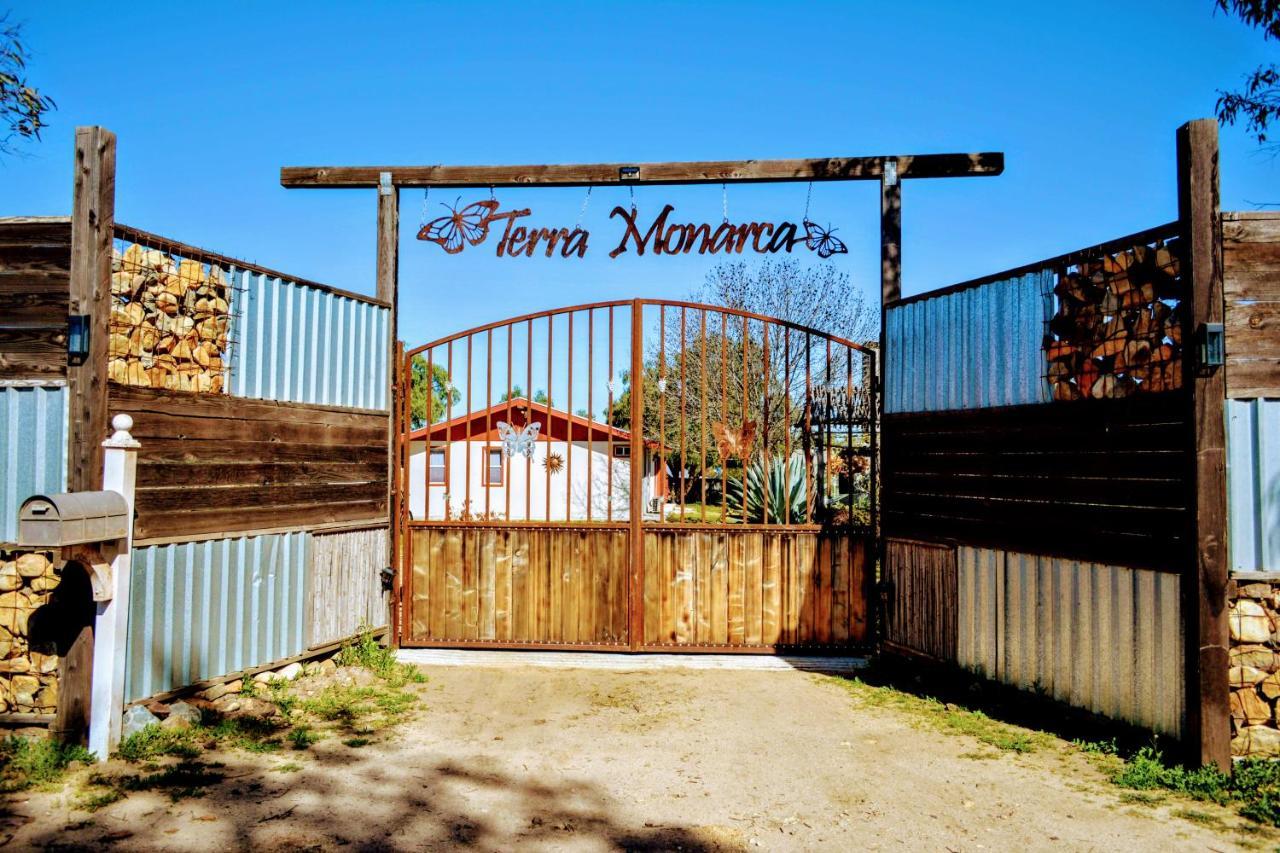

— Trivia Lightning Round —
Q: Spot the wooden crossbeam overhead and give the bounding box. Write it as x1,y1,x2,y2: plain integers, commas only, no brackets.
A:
280,153,1003,189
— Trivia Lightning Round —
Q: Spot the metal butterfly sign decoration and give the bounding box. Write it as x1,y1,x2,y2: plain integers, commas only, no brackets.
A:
802,220,848,259
417,198,500,254
497,420,541,459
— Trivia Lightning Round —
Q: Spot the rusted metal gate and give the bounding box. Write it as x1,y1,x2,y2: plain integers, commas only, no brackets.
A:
394,299,876,652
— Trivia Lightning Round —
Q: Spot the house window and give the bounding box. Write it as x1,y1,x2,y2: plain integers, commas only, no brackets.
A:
613,444,631,458
428,448,446,485
483,448,504,486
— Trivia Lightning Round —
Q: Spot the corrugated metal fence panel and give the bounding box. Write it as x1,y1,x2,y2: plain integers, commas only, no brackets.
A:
1227,398,1280,572
125,531,309,703
955,546,1183,738
0,384,68,544
884,272,1052,414
228,268,389,411
307,527,389,647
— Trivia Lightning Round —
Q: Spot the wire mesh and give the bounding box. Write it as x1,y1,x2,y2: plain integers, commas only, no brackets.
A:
110,234,239,394
1043,230,1185,401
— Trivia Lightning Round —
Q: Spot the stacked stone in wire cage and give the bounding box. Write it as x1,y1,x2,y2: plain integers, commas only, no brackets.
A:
108,243,232,393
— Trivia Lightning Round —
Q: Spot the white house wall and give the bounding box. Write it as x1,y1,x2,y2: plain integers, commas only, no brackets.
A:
408,440,650,521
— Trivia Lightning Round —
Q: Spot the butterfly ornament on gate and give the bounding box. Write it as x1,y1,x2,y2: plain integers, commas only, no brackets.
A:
802,220,848,259
711,420,757,461
497,420,541,459
417,198,500,254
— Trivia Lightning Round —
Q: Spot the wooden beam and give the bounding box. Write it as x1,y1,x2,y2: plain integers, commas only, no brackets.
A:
67,126,115,492
1178,118,1230,772
281,153,1004,189
376,174,400,645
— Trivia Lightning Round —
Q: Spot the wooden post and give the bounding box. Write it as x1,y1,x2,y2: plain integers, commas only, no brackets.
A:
876,157,901,654
67,127,115,492
89,413,138,760
376,173,400,644
880,157,902,305
628,300,645,650
1178,119,1230,771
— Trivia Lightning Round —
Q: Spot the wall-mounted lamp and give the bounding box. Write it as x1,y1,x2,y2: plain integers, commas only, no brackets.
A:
1196,321,1224,369
618,166,640,181
67,314,90,366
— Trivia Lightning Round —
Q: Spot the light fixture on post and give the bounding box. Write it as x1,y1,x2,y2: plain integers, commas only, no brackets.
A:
67,314,90,366
1196,321,1224,370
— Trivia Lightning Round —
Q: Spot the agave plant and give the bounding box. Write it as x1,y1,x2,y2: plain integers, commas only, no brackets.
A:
725,454,810,524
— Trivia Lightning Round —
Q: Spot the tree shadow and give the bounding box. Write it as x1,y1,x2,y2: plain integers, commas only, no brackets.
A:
15,752,742,851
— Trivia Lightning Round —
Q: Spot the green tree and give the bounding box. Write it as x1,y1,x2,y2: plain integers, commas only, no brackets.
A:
499,385,526,402
1216,1,1280,144
409,355,459,429
0,15,55,157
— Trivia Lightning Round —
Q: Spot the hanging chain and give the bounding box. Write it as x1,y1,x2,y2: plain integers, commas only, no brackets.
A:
576,185,593,229
489,184,496,201
629,184,636,214
420,188,431,226
722,182,729,224
803,181,813,223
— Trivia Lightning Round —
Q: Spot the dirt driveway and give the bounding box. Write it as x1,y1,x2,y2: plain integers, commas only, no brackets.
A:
2,663,1265,851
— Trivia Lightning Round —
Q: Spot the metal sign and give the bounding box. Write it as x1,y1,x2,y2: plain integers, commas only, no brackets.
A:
417,197,846,260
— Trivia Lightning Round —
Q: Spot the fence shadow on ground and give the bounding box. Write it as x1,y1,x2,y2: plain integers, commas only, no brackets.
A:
14,753,742,851
846,655,1181,760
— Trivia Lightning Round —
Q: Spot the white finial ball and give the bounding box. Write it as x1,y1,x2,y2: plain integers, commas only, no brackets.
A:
112,413,134,432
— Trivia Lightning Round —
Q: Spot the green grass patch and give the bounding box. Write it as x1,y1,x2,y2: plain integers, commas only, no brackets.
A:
288,726,320,750
117,760,225,802
0,736,94,792
200,715,286,753
117,725,202,762
830,675,1053,754
272,762,303,773
75,787,123,812
665,503,728,524
1171,807,1228,829
1110,745,1280,828
337,627,427,687
344,737,371,748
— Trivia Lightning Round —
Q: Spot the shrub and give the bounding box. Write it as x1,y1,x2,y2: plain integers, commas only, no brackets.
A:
725,454,809,524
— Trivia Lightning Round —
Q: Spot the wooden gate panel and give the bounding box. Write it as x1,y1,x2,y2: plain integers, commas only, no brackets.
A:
883,538,958,662
405,525,630,647
640,528,868,648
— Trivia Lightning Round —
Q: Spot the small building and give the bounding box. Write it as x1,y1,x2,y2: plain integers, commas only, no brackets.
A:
406,398,668,521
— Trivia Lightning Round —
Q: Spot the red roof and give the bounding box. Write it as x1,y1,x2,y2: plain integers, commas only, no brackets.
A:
409,398,636,444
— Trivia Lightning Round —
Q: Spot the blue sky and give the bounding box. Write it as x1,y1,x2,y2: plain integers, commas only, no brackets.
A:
2,1,1277,347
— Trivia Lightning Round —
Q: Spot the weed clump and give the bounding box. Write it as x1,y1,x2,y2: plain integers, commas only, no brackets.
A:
337,627,427,687
1111,745,1280,827
0,736,94,792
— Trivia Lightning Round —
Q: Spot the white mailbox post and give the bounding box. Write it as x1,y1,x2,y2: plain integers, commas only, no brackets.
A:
91,414,138,759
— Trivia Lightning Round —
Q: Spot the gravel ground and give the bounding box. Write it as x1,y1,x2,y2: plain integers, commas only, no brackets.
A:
0,664,1269,851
